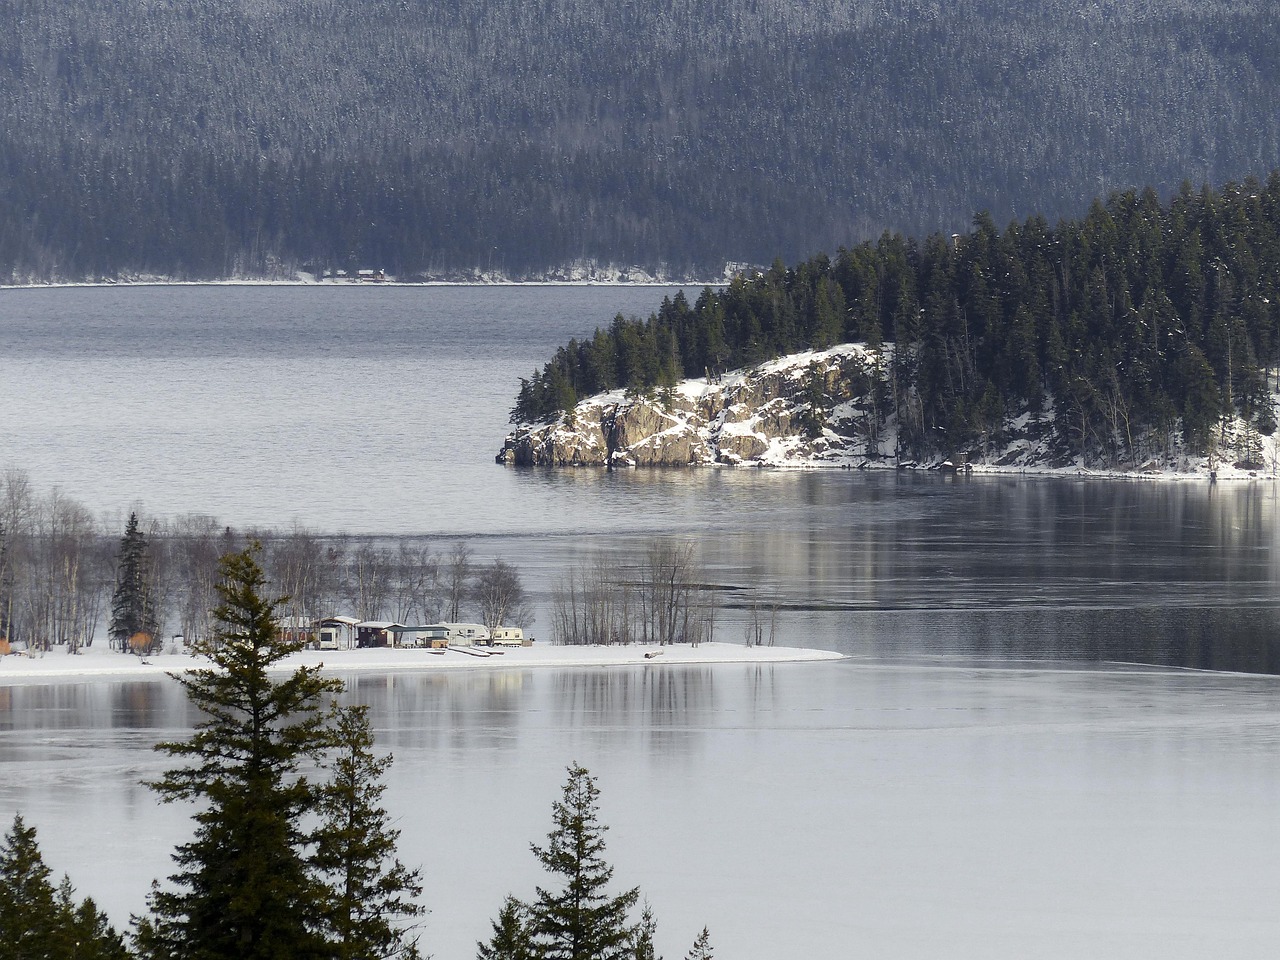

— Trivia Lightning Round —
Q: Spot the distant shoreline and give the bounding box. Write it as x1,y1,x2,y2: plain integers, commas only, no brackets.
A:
0,642,845,684
0,278,727,292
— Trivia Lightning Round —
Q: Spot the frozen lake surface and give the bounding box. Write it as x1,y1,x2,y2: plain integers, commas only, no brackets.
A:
3,659,1279,960
3,286,1280,958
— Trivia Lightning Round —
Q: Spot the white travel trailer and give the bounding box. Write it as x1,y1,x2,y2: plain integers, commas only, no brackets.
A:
431,622,491,646
490,626,525,646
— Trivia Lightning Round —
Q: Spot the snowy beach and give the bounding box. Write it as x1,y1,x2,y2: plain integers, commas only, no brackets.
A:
0,641,844,684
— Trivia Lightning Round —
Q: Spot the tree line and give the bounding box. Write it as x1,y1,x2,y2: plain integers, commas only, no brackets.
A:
551,542,716,647
0,469,532,654
3,0,1280,281
512,174,1280,467
2,547,717,960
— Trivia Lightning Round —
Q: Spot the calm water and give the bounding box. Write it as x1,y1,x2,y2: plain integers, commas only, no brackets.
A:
3,286,1280,958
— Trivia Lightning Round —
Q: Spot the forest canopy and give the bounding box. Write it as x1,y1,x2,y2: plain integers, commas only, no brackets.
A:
2,0,1280,280
511,175,1280,464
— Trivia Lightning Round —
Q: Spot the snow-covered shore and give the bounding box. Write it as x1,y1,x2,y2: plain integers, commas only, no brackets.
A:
0,642,844,684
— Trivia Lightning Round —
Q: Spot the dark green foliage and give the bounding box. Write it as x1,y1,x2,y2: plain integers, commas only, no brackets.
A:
0,815,129,960
527,764,640,960
109,512,159,654
312,705,425,960
136,546,344,960
476,896,536,960
4,1,1280,281
513,175,1280,462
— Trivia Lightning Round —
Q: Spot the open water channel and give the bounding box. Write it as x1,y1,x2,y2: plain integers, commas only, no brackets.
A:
2,286,1280,958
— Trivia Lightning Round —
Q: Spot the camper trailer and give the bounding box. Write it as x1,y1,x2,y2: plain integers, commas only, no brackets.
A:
490,626,526,647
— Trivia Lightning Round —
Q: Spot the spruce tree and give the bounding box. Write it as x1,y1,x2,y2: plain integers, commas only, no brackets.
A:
476,895,536,960
312,704,425,960
0,814,129,960
527,763,640,960
632,902,661,960
135,546,344,960
684,927,713,960
109,511,159,654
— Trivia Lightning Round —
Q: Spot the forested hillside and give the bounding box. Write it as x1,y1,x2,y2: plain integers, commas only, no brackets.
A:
511,176,1280,466
1,0,1279,281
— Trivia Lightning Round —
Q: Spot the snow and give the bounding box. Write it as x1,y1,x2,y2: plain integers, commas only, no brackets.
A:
516,341,1280,482
0,641,843,684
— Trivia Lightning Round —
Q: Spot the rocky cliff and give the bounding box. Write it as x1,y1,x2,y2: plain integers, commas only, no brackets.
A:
496,345,894,468
498,342,1280,478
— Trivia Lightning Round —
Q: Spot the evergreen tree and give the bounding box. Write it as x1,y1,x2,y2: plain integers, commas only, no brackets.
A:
684,927,713,960
135,546,344,960
109,511,159,654
632,902,661,960
312,704,425,960
527,763,640,960
476,895,536,960
0,814,129,960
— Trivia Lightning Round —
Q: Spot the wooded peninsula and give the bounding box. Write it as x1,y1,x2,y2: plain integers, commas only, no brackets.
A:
511,175,1280,468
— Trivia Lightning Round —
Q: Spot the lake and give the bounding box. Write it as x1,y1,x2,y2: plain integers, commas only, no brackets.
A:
2,285,1280,958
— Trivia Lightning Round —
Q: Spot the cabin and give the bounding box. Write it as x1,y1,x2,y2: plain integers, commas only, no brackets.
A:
355,621,403,648
387,624,451,648
490,626,526,646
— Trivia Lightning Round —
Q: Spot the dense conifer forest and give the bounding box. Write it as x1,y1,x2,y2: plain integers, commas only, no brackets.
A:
512,175,1280,464
1,0,1279,281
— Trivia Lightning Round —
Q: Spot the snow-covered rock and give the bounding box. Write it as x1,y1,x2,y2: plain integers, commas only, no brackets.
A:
498,342,1280,480
498,344,892,467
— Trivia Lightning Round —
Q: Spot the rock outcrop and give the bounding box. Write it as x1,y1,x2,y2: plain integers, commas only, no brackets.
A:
497,345,891,467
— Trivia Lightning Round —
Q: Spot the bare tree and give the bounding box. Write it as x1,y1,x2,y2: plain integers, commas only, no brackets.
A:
473,559,533,630
164,514,225,646
442,541,473,623
553,542,713,646
346,543,393,622
391,541,438,624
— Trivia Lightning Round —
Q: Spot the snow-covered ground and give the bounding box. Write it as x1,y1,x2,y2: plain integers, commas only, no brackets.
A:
0,641,843,683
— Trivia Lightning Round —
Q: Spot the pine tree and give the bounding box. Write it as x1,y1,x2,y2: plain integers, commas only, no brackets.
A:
528,763,640,960
476,895,536,960
136,546,344,960
0,814,129,960
684,927,713,960
312,704,425,960
109,511,159,654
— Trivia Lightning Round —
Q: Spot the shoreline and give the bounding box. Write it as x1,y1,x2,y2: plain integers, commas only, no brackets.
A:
0,278,725,291
0,641,844,684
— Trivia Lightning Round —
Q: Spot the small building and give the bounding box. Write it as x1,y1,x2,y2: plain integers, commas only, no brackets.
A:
355,621,403,648
490,626,526,646
277,615,318,647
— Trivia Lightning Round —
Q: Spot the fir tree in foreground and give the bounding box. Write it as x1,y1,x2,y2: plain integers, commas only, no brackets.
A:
312,704,425,960
479,763,643,960
0,814,129,960
136,546,342,960
136,546,424,960
528,763,641,960
684,927,713,960
476,895,536,960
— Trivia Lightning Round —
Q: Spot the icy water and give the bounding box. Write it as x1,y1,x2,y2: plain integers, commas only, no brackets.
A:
3,286,1280,958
